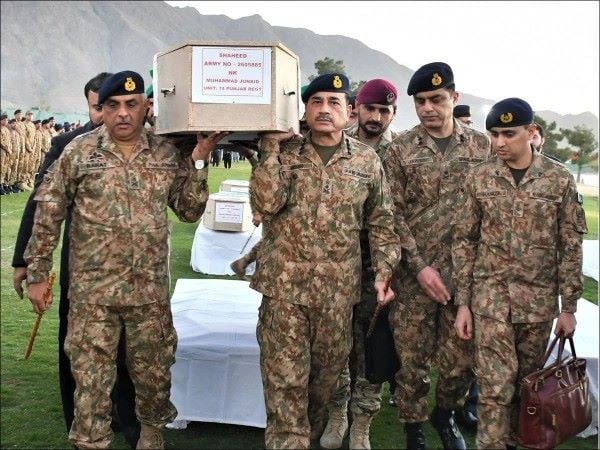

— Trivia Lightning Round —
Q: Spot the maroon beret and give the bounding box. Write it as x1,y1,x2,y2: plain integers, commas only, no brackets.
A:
356,78,398,106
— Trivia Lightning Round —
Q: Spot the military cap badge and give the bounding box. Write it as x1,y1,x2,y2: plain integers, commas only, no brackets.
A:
500,112,513,124
333,75,343,89
124,77,136,92
431,73,442,86
386,92,396,103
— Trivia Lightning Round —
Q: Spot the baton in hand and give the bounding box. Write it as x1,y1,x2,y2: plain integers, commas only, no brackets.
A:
240,224,258,254
366,303,383,339
24,272,56,360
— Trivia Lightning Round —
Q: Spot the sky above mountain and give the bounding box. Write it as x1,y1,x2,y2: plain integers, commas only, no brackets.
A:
168,0,599,117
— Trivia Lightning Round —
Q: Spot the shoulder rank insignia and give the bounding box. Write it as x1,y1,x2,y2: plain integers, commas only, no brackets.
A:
431,73,442,86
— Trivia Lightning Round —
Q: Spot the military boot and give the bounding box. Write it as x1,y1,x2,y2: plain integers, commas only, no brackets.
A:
348,414,373,449
230,257,249,279
320,403,348,449
405,422,426,450
136,424,164,449
430,406,466,450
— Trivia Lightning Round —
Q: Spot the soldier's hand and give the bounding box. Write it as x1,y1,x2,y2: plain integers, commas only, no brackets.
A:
13,267,27,299
260,127,298,144
374,280,395,306
554,312,577,337
454,305,473,340
192,131,232,161
27,280,52,314
416,266,451,305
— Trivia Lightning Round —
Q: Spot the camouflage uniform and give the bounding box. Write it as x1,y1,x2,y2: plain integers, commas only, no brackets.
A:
15,119,28,185
452,151,587,449
24,125,209,449
9,126,23,186
250,132,400,449
32,125,45,177
383,119,490,422
328,126,399,419
24,119,37,186
0,122,12,185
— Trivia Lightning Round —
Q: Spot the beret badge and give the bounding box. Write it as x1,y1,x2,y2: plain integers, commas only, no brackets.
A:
124,77,136,92
386,92,395,103
333,75,343,89
431,73,442,86
500,112,514,124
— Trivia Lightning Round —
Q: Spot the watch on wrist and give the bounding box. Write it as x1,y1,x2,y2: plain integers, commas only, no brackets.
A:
194,159,206,170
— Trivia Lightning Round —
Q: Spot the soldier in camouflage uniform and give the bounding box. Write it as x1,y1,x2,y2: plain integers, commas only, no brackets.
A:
23,111,37,189
320,78,401,450
0,113,12,194
8,117,23,191
24,71,228,450
383,62,490,450
453,98,586,450
250,73,400,449
14,109,28,189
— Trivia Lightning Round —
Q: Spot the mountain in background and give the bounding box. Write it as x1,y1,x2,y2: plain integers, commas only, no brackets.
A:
1,0,597,137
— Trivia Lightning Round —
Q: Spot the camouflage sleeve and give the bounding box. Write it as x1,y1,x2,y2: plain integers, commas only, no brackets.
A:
365,161,401,284
249,137,291,216
24,150,75,284
451,171,481,307
383,140,427,275
557,175,587,312
168,151,209,223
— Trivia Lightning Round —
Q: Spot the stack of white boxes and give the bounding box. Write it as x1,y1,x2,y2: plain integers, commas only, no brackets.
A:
202,180,253,232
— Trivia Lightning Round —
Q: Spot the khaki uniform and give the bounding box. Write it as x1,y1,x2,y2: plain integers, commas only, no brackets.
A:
24,120,37,186
0,124,12,184
15,120,28,184
32,127,45,177
383,119,490,422
452,151,587,448
9,128,23,185
329,126,400,418
25,126,209,448
250,132,400,449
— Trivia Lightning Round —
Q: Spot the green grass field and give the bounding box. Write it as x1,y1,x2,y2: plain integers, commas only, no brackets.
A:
1,160,598,448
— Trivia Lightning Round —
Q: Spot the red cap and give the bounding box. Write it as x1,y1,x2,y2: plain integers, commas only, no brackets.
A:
356,79,398,106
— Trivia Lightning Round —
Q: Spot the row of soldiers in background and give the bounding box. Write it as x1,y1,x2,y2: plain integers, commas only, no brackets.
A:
0,109,82,194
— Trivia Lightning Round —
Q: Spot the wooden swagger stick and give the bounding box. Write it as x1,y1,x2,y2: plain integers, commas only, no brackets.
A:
24,272,56,360
366,303,383,339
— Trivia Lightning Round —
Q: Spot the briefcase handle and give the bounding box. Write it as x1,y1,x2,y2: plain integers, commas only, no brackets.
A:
538,333,577,370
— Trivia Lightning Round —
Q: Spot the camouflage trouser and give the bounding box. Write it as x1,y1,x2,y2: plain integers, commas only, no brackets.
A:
328,288,384,417
64,302,178,449
474,314,552,449
0,150,9,183
8,147,20,184
389,291,474,422
257,296,353,449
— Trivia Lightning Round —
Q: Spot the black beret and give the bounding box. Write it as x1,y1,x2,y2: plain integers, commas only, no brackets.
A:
98,70,145,104
485,98,533,130
33,119,41,124
41,119,49,125
0,114,7,120
8,118,16,124
14,109,22,115
301,73,350,103
453,104,471,118
48,116,54,121
407,62,454,96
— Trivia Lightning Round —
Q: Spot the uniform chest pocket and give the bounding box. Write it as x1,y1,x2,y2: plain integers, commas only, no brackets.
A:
476,190,509,239
527,191,562,243
281,163,313,206
402,157,437,202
